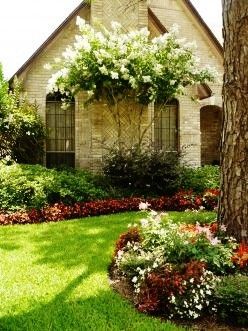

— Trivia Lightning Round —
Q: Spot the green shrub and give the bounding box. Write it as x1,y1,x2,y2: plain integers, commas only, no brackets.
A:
103,146,182,196
214,274,248,326
180,165,220,193
0,164,108,211
0,78,45,164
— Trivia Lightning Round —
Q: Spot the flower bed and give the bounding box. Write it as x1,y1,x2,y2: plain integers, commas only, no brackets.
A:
0,189,218,225
110,202,248,327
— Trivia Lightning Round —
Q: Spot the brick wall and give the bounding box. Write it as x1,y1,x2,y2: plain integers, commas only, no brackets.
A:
150,0,223,166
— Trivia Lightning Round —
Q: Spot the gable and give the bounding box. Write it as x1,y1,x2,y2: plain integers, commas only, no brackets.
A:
12,0,222,101
149,0,222,64
10,2,90,83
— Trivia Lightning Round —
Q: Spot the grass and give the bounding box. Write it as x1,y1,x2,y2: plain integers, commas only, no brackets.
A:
0,211,216,331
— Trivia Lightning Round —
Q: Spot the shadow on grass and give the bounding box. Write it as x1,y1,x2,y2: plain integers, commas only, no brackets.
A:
0,272,182,331
30,213,138,270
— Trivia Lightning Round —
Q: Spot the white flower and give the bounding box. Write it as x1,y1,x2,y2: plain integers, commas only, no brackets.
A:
153,261,158,268
76,16,86,30
170,295,176,304
87,90,94,98
170,80,176,85
150,210,157,216
62,47,77,60
210,237,221,245
143,75,151,83
99,66,108,75
132,276,138,283
111,71,119,79
44,63,52,70
111,21,122,31
183,300,188,308
140,218,149,227
170,23,179,35
74,35,91,51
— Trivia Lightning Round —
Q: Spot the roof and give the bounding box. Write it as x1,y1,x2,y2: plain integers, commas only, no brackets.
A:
10,1,89,82
183,0,223,55
10,0,223,81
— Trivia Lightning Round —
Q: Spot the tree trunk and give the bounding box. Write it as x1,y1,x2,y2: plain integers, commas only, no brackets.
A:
219,0,248,243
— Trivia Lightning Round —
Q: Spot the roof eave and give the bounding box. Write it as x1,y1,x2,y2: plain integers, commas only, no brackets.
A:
183,0,223,56
9,1,88,83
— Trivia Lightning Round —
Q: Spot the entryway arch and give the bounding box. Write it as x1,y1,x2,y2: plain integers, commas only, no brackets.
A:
200,105,222,165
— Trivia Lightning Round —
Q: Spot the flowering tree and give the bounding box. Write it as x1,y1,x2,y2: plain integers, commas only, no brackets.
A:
47,18,216,148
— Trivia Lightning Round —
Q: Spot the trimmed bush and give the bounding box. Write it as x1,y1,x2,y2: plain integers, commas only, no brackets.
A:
0,164,108,211
180,165,220,193
214,274,248,327
103,146,182,196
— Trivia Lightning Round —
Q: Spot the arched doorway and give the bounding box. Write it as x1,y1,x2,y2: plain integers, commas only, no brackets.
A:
200,105,221,165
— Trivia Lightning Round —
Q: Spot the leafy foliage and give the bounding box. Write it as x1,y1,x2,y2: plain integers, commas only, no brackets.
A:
46,19,216,148
0,74,45,163
47,19,216,105
113,208,245,321
0,164,108,211
103,146,182,196
213,274,248,326
180,165,220,193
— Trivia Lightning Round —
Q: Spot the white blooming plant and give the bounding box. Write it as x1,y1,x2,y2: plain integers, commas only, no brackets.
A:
46,18,217,147
112,203,238,320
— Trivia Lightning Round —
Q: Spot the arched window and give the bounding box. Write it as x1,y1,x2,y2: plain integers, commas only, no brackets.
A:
46,92,75,168
154,100,178,151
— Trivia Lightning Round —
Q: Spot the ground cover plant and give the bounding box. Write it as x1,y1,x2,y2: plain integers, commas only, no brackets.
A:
0,212,194,331
111,205,248,328
0,188,218,225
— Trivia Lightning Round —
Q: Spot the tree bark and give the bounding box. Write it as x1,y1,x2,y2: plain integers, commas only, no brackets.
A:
219,0,248,243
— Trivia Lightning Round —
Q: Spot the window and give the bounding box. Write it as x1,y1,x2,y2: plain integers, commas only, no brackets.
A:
154,100,178,151
46,93,75,168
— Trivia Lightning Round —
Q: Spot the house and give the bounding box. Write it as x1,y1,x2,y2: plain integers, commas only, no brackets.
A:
11,0,223,170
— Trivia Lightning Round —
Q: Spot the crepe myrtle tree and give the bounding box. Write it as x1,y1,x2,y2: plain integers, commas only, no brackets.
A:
46,17,216,148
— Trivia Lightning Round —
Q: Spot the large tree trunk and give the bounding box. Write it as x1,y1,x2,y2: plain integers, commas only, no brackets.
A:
219,0,248,243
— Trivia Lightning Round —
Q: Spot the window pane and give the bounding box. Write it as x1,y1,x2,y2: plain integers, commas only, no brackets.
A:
154,102,178,151
46,100,75,168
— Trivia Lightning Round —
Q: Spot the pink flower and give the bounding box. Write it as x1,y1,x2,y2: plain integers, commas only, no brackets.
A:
139,202,150,210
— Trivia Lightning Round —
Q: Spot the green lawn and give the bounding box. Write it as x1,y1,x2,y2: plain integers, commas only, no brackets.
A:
0,211,216,331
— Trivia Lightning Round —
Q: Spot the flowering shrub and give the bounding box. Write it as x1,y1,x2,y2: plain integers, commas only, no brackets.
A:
0,190,219,225
46,18,216,148
138,261,218,320
111,203,246,321
47,19,216,104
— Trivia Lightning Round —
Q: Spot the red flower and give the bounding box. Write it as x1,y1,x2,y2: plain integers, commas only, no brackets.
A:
232,243,248,268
